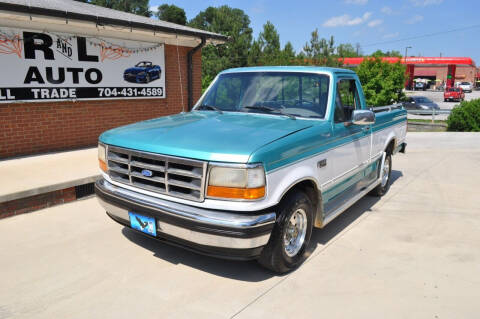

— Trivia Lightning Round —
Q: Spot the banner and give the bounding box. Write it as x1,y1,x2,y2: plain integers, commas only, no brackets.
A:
0,27,165,102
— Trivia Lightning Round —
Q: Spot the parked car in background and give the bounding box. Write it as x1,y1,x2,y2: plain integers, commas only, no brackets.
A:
414,82,427,91
456,81,473,93
444,87,465,102
124,61,162,83
403,96,440,113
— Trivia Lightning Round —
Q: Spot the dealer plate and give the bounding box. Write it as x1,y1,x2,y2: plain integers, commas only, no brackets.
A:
129,212,157,236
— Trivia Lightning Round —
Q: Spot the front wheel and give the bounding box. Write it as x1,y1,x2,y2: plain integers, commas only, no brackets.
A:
258,191,313,273
370,153,392,197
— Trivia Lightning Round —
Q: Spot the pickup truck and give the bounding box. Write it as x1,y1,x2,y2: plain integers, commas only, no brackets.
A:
95,66,407,273
444,87,465,102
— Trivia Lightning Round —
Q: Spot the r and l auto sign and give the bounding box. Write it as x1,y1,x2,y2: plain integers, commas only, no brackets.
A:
0,27,166,102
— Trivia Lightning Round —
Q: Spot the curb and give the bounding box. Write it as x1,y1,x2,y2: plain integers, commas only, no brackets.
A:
0,175,101,219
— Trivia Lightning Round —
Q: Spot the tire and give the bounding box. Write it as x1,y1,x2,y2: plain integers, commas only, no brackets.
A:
370,153,392,197
258,191,313,274
444,99,447,102
145,74,151,83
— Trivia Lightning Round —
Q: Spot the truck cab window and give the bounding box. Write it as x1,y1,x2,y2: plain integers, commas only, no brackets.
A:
334,79,361,123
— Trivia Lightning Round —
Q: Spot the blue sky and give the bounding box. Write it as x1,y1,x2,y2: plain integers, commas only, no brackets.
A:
150,0,480,64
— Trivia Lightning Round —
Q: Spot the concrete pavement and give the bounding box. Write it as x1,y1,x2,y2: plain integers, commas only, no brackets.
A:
0,133,479,318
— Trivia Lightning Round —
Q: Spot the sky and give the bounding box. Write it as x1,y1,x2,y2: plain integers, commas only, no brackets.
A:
149,0,480,65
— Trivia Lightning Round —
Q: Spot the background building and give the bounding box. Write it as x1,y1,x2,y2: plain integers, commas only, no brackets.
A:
0,0,226,158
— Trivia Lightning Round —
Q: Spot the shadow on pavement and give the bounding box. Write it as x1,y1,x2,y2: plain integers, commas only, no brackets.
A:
122,170,403,281
307,169,403,252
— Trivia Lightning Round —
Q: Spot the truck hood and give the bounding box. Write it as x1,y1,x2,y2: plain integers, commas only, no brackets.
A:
100,111,313,163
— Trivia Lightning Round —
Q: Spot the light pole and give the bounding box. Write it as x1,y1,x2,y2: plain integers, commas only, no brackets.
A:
405,46,412,90
404,46,412,61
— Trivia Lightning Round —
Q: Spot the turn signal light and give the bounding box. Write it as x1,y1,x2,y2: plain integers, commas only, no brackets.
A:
99,159,108,173
207,185,265,200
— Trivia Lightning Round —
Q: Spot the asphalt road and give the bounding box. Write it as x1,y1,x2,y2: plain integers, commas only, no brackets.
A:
1,132,480,318
406,89,480,120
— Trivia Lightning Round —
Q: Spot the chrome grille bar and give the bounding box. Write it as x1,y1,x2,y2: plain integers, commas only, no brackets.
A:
106,145,207,202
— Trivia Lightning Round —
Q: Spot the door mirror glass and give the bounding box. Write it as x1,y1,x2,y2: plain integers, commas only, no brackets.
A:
352,110,375,125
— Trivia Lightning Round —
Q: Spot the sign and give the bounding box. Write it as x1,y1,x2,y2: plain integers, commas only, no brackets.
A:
0,27,165,102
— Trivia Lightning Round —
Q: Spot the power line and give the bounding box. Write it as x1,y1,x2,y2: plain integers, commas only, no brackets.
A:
361,23,480,48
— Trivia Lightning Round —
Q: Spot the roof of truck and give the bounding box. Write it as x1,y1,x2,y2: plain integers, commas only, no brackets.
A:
220,66,356,75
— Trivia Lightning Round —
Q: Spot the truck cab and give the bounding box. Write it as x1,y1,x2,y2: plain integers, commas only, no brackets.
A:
95,66,407,273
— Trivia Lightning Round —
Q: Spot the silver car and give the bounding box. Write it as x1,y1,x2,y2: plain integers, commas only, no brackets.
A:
457,82,473,93
403,96,440,114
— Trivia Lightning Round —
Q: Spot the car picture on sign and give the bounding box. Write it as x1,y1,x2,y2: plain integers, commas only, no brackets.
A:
123,61,162,84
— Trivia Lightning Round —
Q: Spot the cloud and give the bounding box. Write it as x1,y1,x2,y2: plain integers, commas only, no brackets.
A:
368,19,383,27
344,0,368,4
323,12,372,27
410,0,443,6
382,32,399,39
406,14,423,24
149,5,158,12
381,6,393,14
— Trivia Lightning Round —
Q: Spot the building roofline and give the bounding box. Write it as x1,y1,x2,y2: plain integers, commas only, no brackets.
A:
0,1,228,43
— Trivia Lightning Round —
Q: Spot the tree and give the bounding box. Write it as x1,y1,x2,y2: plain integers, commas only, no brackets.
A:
155,4,186,25
301,30,341,67
356,57,406,106
250,21,283,65
371,49,402,57
188,6,253,90
337,43,359,58
89,0,151,17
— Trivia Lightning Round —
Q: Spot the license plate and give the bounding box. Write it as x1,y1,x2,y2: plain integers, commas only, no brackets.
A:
129,212,157,236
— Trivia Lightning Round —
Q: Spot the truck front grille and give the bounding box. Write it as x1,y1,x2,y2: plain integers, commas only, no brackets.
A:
106,145,207,202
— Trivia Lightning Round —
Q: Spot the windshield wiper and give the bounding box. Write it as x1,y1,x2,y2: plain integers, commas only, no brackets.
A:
243,105,296,120
197,104,223,114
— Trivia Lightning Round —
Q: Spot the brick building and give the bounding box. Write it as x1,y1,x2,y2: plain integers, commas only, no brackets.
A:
0,0,227,159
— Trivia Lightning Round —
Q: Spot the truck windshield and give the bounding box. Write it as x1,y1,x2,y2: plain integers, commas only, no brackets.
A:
196,72,330,119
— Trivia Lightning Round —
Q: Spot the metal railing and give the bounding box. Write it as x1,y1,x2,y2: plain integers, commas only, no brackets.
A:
406,109,451,123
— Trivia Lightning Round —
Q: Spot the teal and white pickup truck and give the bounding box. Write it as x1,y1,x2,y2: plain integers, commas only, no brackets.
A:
95,66,407,273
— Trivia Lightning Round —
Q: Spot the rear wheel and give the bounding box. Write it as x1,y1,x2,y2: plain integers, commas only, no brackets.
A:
370,153,392,197
258,191,313,273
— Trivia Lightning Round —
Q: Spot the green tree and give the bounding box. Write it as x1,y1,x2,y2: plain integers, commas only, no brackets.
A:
155,4,186,25
371,49,402,57
337,43,359,57
188,6,253,90
89,0,151,17
279,41,296,65
356,57,406,106
301,30,341,66
250,21,283,65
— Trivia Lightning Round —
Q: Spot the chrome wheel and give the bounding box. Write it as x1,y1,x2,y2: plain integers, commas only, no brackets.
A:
381,156,391,187
283,208,307,257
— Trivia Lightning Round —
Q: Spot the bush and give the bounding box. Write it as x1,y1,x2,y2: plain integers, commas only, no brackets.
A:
447,98,480,132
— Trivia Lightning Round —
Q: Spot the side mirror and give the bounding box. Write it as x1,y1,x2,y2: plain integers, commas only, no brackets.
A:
352,110,375,125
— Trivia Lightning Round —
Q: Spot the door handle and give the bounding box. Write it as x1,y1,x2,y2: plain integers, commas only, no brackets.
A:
362,126,370,132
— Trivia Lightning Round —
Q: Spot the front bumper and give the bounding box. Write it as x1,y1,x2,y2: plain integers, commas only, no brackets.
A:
95,179,276,260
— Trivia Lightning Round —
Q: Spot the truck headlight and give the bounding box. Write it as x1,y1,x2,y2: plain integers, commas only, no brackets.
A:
98,143,107,172
207,164,265,200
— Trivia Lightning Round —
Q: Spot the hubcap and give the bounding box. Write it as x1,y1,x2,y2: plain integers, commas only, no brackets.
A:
381,156,390,187
283,208,307,257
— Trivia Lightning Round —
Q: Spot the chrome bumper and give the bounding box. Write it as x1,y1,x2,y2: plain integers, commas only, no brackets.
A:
95,179,276,257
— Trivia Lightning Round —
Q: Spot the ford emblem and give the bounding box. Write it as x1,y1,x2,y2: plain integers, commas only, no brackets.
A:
141,169,153,177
